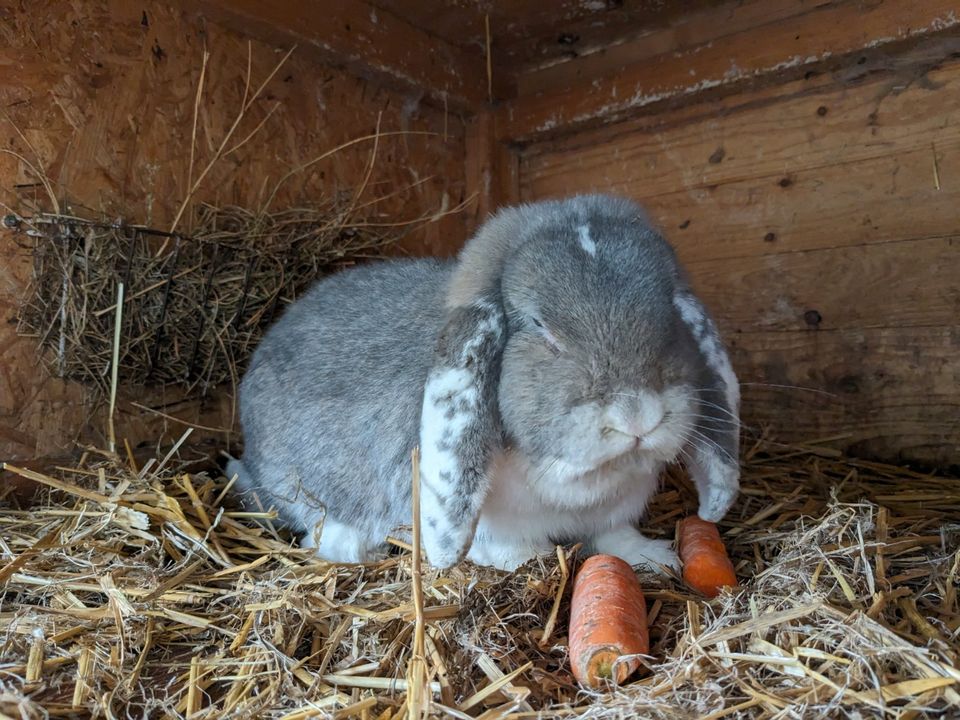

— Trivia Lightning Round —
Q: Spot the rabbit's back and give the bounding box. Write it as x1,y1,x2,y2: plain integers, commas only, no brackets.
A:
234,258,454,539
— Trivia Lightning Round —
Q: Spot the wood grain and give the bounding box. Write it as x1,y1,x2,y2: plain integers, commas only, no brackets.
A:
688,236,960,333
509,0,821,97
463,111,520,237
370,0,723,53
499,0,960,142
522,41,960,200
641,146,960,262
518,42,960,464
0,0,469,461
181,0,487,109
732,326,959,466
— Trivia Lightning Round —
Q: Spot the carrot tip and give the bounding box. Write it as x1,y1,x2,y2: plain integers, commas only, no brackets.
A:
678,517,738,598
568,555,649,689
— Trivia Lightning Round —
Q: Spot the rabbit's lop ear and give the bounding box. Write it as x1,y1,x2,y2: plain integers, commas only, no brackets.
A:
673,285,741,522
418,208,526,568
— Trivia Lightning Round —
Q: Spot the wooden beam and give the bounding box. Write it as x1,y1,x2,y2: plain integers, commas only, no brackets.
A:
463,110,519,236
497,0,960,143
504,0,818,97
181,0,487,110
521,35,960,202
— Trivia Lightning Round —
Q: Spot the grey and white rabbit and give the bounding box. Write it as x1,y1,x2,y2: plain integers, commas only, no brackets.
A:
227,194,740,571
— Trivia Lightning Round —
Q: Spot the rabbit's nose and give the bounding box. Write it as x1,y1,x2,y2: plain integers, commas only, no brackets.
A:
607,394,665,439
626,414,664,440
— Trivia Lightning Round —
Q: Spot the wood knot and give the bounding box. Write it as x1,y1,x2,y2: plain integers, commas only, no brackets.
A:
803,310,822,328
708,146,726,164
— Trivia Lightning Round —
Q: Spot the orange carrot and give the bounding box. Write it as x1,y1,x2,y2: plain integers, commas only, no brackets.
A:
679,516,737,598
568,554,649,688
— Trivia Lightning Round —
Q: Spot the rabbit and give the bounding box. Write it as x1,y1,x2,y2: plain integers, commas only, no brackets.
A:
226,194,740,572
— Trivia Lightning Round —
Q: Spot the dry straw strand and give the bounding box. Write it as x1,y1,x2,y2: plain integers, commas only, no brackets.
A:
3,436,956,718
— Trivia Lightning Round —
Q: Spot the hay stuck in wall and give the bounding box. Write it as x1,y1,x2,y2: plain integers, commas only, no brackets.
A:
1,438,958,718
4,42,463,399
9,202,407,395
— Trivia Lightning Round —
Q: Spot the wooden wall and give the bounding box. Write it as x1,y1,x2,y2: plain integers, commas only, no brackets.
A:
0,0,468,461
519,40,960,466
3,0,957,468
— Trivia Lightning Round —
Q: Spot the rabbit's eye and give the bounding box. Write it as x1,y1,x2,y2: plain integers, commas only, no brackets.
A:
531,318,563,356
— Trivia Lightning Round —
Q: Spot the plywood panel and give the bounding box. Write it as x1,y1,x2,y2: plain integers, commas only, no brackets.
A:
732,326,959,466
183,0,487,109
0,0,469,461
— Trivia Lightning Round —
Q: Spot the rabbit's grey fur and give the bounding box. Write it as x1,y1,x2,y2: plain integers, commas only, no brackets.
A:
228,194,740,570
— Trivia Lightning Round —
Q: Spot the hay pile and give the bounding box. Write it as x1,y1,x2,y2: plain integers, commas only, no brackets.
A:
10,202,406,395
1,437,958,719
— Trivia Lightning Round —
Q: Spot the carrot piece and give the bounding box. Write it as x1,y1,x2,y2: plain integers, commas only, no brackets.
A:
679,516,737,598
568,554,649,688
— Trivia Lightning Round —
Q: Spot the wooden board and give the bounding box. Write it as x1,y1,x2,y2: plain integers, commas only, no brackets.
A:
370,0,723,53
640,146,960,262
180,0,487,109
463,111,520,237
0,0,469,461
499,0,960,142
509,0,821,96
688,236,960,332
732,326,959,466
518,40,960,464
522,40,960,199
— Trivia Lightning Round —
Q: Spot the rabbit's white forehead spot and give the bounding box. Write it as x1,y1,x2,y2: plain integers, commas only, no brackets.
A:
577,224,597,257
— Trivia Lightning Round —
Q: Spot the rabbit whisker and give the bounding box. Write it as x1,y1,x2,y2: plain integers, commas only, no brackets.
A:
675,425,738,465
533,457,562,485
738,381,840,398
681,412,741,428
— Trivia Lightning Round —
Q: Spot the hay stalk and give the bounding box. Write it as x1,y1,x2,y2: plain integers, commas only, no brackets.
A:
1,438,957,718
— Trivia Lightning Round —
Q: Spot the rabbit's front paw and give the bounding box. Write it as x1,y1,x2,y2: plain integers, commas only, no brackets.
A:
592,525,680,574
466,535,546,571
301,517,373,564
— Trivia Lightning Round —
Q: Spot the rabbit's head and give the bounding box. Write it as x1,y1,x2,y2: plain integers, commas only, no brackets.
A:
495,196,707,475
419,195,740,567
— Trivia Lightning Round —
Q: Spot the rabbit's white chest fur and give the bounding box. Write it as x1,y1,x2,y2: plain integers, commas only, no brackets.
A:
465,448,674,571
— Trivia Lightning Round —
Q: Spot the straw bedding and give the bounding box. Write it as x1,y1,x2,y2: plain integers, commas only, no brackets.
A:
1,436,958,719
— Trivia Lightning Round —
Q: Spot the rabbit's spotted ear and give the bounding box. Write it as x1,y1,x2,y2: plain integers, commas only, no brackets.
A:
419,297,505,568
417,208,526,568
673,287,741,522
